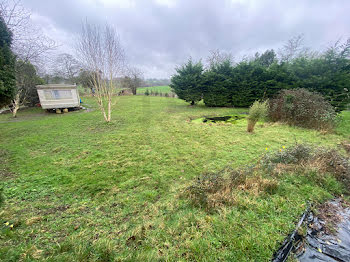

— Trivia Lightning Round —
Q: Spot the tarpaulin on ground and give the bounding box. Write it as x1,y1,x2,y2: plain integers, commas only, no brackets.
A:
272,199,350,262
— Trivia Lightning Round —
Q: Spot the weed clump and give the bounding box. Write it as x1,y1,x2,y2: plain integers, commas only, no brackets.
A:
261,143,313,169
185,167,278,211
261,143,350,189
247,100,268,132
313,148,350,189
268,89,337,131
186,144,350,211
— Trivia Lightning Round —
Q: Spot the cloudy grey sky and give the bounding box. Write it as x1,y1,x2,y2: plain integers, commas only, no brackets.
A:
22,0,350,78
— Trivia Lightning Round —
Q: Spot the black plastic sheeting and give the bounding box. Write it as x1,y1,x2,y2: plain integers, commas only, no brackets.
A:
272,199,350,262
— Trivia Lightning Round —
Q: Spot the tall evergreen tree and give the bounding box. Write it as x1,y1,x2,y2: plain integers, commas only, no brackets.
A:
0,16,16,107
201,59,234,107
170,59,203,105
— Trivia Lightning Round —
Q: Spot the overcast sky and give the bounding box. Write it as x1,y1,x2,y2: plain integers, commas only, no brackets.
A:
22,0,350,78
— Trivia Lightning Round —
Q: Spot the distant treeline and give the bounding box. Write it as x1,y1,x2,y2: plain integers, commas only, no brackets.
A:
170,37,350,111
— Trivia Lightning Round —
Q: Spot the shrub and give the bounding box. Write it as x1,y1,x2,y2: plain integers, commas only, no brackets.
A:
185,167,277,211
144,89,150,96
185,144,350,212
261,143,313,168
261,143,350,191
313,148,350,189
247,100,268,132
268,89,337,130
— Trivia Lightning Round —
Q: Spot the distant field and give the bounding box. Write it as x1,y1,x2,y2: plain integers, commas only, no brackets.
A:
137,85,172,94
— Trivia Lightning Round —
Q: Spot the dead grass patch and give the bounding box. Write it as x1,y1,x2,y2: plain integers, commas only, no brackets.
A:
184,168,279,211
186,144,350,212
26,216,42,226
261,144,350,191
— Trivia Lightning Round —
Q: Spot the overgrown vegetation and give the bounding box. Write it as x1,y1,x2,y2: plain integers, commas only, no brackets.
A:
186,143,350,212
268,89,337,131
247,100,268,132
185,167,278,211
262,143,350,189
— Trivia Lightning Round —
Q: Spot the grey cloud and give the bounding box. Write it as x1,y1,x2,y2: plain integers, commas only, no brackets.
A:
22,0,350,78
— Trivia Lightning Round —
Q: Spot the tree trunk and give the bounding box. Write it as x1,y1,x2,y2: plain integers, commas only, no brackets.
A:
247,119,257,133
191,100,195,106
12,93,20,118
107,98,111,122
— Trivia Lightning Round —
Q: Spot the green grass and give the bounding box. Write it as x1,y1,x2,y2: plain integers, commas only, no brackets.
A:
0,96,349,261
137,85,172,94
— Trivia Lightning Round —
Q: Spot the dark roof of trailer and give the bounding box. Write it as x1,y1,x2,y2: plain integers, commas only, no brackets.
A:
36,84,77,90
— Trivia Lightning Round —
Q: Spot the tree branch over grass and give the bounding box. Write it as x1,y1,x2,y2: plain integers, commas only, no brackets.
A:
76,20,125,122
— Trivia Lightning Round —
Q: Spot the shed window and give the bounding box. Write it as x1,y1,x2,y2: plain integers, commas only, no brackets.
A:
44,90,72,100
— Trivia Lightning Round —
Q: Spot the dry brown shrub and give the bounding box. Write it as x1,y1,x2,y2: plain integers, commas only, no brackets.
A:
237,176,278,196
261,144,350,191
185,168,278,211
311,149,350,189
341,141,350,154
268,89,337,131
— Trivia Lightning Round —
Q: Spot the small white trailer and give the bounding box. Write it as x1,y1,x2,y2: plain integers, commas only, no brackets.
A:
36,84,80,112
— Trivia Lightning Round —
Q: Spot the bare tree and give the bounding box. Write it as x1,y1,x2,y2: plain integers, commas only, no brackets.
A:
76,21,125,122
206,49,233,68
122,67,143,95
0,0,56,64
53,53,80,82
0,0,56,117
279,34,310,62
10,60,42,117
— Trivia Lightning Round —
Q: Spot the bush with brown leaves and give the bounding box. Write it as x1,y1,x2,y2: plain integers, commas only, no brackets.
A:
268,89,337,131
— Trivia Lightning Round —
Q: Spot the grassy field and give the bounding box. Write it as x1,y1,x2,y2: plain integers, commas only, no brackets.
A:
137,85,172,94
0,96,349,261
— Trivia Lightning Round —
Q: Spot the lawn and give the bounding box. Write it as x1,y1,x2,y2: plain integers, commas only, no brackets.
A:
0,96,349,261
137,85,172,94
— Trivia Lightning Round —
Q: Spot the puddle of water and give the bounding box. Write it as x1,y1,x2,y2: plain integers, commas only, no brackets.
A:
192,115,246,124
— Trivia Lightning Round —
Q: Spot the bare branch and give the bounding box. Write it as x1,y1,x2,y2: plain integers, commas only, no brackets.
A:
52,53,80,81
206,49,233,68
0,0,57,65
76,20,126,122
